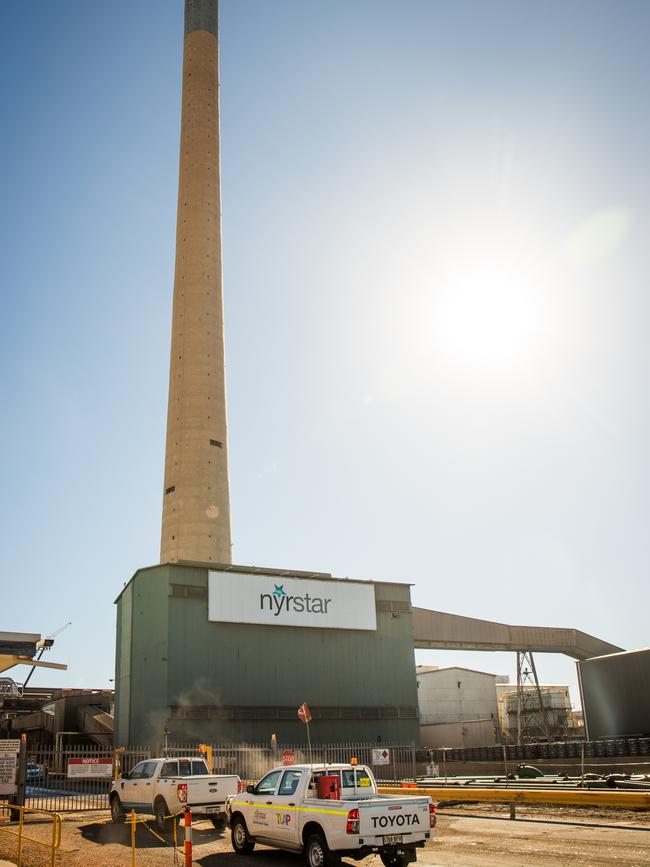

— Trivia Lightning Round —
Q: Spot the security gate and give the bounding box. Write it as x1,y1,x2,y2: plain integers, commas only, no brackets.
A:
19,741,415,811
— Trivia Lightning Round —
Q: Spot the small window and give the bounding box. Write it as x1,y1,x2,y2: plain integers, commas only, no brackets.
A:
278,770,302,796
177,760,193,777
161,761,178,777
356,770,372,788
129,761,148,780
256,770,282,795
165,486,176,495
141,761,157,779
192,760,209,775
210,439,222,447
130,761,156,780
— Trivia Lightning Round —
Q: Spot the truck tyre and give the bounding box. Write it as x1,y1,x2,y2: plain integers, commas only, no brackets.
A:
305,832,340,867
110,794,125,823
231,816,255,855
154,798,170,833
211,812,228,832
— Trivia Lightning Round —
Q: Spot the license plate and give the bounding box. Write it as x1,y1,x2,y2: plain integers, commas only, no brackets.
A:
204,806,219,814
383,835,403,844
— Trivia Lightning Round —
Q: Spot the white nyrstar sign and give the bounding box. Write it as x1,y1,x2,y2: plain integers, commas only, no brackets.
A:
208,572,377,631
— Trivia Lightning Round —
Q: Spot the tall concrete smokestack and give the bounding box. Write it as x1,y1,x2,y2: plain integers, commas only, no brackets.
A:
161,0,232,565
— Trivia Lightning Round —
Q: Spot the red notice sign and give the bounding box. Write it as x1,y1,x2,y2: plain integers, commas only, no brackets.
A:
282,750,296,766
67,758,113,778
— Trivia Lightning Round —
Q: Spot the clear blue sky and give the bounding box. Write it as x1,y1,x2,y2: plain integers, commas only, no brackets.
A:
1,1,648,708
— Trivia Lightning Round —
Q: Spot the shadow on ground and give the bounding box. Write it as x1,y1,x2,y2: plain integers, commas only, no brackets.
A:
79,819,226,850
196,852,305,865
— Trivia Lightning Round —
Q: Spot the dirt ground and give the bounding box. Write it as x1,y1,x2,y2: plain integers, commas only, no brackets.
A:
1,805,650,866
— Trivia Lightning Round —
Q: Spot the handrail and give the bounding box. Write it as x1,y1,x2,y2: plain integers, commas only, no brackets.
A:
0,803,62,867
378,785,650,809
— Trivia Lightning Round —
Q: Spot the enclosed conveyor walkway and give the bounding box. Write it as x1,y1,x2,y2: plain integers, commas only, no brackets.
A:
412,609,622,660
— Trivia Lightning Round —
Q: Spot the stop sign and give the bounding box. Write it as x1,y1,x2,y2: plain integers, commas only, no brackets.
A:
282,750,296,766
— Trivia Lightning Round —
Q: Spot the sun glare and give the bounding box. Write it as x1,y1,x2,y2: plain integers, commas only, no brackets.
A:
429,218,554,381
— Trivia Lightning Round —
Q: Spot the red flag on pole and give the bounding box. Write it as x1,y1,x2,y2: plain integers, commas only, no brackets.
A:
297,703,312,724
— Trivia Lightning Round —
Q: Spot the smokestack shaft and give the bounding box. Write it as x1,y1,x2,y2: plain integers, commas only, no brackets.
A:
161,0,232,564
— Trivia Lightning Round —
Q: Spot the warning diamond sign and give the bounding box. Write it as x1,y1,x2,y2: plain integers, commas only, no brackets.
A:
372,748,390,765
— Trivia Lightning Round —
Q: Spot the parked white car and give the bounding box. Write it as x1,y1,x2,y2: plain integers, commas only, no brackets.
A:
110,756,240,832
227,763,435,866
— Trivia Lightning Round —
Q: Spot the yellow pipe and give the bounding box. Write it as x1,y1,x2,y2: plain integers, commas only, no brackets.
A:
378,786,650,809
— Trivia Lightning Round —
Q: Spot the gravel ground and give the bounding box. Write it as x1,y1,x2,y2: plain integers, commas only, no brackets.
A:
1,807,649,866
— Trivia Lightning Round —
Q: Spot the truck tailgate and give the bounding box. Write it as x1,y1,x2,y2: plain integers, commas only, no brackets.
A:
183,775,239,807
358,797,430,840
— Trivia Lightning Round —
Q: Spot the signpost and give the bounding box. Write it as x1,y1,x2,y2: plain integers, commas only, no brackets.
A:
67,757,113,778
298,703,313,767
0,740,20,796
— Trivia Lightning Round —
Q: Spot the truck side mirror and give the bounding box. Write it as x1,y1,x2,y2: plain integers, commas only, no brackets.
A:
121,771,130,780
246,784,255,794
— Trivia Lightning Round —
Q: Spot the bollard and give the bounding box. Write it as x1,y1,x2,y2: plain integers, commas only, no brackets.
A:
184,806,192,866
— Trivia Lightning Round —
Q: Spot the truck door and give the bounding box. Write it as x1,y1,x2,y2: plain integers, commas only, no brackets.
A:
268,769,302,847
159,760,179,809
244,769,282,837
121,761,156,807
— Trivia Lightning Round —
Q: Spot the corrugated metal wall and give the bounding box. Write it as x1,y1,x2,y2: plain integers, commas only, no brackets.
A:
115,564,420,746
578,649,650,740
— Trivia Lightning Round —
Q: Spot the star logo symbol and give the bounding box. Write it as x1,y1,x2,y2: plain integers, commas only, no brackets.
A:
272,584,287,597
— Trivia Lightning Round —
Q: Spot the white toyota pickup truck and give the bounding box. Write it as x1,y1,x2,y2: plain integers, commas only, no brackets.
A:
227,763,435,866
110,756,240,832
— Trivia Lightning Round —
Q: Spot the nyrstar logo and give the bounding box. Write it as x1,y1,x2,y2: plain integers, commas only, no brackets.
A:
260,584,333,617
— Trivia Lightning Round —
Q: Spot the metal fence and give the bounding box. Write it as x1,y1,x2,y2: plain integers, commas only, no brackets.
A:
17,741,415,812
165,740,417,784
21,744,150,812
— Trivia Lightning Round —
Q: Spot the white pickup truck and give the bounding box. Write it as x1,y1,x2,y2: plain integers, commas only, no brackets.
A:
227,763,435,866
110,756,240,832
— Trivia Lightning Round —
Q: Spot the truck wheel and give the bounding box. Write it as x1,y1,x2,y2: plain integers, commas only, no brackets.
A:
305,832,339,867
231,816,255,855
154,798,170,833
110,795,125,823
211,812,228,832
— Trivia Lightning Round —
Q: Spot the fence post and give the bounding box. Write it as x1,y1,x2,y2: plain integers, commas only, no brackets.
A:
184,806,192,866
50,813,61,867
12,735,28,811
113,746,125,780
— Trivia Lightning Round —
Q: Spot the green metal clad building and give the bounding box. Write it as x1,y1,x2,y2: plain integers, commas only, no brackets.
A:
114,563,420,746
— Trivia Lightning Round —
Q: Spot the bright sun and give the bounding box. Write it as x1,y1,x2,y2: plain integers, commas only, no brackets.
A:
429,216,554,381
